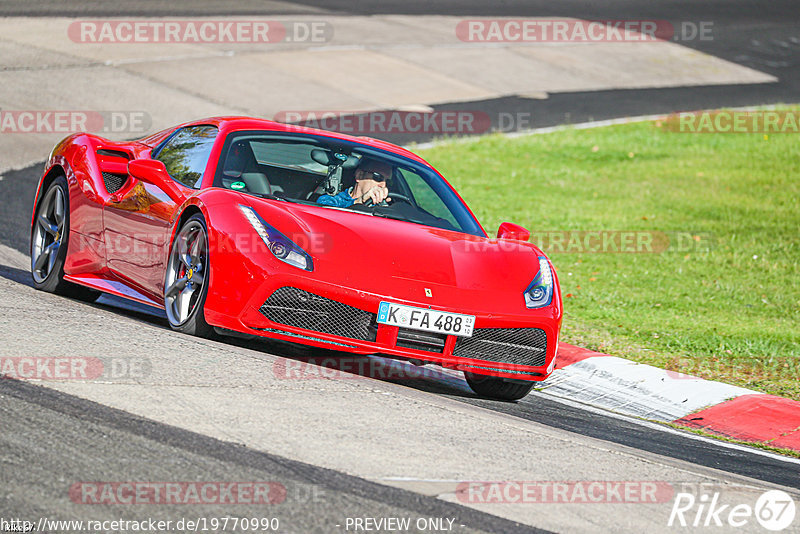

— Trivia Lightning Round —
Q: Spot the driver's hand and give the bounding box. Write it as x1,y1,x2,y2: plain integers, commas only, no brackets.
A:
359,185,390,204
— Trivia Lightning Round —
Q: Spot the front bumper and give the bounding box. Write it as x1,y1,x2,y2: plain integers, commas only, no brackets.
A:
206,274,561,381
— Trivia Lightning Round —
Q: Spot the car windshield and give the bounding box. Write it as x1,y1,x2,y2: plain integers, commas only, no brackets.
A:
213,131,484,236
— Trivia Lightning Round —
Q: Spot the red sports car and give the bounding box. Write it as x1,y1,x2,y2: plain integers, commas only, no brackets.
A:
30,117,562,400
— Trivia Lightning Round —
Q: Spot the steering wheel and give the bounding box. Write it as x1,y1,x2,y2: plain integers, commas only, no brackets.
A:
386,193,413,206
363,193,414,208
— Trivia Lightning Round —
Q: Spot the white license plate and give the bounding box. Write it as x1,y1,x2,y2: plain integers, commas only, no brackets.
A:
377,302,474,337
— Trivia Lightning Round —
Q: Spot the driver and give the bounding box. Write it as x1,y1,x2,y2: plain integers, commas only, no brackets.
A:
317,157,392,208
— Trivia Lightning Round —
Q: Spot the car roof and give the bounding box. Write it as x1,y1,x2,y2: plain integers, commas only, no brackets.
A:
163,116,430,166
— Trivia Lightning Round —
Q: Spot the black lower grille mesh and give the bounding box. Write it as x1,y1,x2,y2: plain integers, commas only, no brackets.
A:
102,172,127,194
396,328,447,353
454,328,547,367
260,287,376,341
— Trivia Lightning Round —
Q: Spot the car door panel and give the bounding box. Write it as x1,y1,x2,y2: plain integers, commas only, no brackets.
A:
102,125,218,301
103,180,177,300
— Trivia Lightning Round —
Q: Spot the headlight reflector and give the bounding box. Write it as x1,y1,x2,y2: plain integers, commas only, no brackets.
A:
524,257,553,308
239,205,313,271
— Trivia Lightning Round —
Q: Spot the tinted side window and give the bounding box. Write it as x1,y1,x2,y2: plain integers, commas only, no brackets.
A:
155,125,218,188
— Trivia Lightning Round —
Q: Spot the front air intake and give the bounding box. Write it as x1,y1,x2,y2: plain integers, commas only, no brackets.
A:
454,328,547,367
260,287,376,341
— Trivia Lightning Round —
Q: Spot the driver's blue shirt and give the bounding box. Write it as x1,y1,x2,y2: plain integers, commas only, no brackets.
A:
317,188,356,208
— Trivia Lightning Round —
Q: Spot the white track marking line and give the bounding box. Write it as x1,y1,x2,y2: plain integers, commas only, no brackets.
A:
523,390,800,465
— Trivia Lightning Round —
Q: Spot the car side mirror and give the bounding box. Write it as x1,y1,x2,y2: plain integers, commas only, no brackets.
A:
497,222,530,241
128,160,185,203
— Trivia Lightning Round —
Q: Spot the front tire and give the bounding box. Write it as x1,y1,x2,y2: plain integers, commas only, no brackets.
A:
30,175,100,302
164,214,215,338
465,372,534,401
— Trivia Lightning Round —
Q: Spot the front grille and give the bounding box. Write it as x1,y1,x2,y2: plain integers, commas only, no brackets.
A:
396,328,447,353
102,172,127,194
454,328,547,367
260,287,376,341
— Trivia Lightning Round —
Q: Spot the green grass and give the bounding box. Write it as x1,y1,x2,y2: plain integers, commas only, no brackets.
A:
416,110,800,400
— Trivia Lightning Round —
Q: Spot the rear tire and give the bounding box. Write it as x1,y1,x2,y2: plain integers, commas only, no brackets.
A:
164,214,215,338
30,175,100,302
465,372,534,401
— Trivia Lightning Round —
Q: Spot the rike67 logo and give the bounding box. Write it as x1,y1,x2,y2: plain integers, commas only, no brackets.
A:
669,489,796,531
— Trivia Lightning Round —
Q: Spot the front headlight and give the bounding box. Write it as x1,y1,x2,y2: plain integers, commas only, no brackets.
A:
524,256,553,308
239,205,314,272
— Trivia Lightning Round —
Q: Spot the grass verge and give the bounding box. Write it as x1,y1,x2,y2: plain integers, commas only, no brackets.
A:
417,109,800,400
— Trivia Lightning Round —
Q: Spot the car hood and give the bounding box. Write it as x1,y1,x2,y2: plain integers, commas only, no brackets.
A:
249,198,546,308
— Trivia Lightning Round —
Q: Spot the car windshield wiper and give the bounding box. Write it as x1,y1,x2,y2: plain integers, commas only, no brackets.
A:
252,192,295,203
372,210,416,223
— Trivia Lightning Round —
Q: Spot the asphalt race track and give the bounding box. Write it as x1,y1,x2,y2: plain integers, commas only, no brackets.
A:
1,0,798,144
1,377,538,534
1,1,800,533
